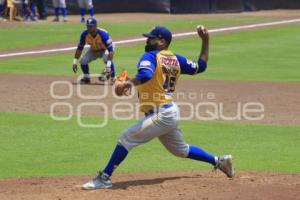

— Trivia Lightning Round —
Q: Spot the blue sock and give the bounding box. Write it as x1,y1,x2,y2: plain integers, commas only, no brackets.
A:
110,62,116,78
103,144,128,176
80,8,85,18
61,7,67,17
30,2,36,17
22,3,27,18
0,4,3,15
88,8,94,18
54,7,59,17
187,145,216,166
80,64,89,76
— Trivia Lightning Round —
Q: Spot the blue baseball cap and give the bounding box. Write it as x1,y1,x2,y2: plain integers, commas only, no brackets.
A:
143,26,172,44
86,18,97,27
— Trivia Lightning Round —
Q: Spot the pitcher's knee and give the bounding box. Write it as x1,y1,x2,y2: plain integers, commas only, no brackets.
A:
118,136,136,152
170,144,189,158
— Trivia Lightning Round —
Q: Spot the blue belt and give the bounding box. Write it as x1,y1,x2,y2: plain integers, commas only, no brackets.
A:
144,103,173,117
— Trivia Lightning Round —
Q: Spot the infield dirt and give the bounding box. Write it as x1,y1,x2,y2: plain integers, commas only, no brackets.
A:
0,171,299,200
0,74,299,125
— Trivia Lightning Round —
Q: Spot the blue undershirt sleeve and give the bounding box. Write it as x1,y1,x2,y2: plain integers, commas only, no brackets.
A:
176,54,207,75
136,68,153,83
135,51,157,83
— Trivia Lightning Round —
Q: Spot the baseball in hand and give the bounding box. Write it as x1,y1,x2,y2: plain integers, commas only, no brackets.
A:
197,25,209,40
197,25,205,31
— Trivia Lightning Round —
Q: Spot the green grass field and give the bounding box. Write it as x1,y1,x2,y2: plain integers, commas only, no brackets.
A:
1,24,299,82
0,16,271,50
0,112,299,179
0,15,299,180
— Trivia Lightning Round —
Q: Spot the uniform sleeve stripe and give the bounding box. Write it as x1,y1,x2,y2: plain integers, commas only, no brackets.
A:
139,66,154,73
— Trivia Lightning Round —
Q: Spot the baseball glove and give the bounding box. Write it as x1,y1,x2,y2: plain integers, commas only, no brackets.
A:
114,69,131,96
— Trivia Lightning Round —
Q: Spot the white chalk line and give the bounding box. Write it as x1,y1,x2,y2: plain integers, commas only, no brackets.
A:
1,18,300,58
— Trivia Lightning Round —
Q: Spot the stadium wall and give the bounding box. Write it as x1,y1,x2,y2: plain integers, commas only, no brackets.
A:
45,0,300,14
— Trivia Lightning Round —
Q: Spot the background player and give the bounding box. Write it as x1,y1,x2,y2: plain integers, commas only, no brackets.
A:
82,25,234,189
22,0,38,21
7,0,15,21
36,0,47,20
77,0,94,23
72,18,116,84
52,0,67,22
0,0,4,20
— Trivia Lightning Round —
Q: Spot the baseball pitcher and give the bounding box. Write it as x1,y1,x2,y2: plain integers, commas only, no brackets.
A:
82,25,234,189
72,18,116,84
77,0,94,23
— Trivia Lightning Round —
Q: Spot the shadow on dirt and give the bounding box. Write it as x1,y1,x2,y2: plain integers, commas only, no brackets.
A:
112,175,196,190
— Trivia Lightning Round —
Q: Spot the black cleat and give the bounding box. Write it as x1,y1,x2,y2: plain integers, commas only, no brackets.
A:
79,77,91,84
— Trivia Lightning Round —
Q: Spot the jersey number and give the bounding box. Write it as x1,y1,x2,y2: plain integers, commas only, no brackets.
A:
163,75,176,92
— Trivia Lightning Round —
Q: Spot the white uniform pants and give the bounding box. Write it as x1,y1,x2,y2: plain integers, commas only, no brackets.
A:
77,0,93,9
119,102,189,158
52,0,66,8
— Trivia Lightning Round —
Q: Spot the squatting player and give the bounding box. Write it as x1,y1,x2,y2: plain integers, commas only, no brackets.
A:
72,18,117,84
82,25,234,189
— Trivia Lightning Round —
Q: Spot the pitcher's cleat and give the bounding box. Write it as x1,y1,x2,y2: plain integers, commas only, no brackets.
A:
214,155,234,178
82,172,112,190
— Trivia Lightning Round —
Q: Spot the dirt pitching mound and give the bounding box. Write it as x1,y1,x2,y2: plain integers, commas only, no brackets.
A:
0,171,299,200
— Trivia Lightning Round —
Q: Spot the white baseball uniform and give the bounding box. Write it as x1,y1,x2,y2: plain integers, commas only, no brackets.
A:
52,0,66,8
77,0,93,9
